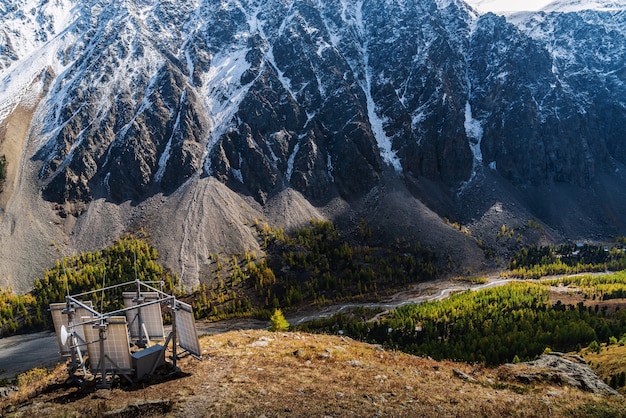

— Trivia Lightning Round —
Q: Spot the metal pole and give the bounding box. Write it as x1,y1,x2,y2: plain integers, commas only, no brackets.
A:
64,297,77,374
97,321,108,388
171,303,177,370
134,294,146,348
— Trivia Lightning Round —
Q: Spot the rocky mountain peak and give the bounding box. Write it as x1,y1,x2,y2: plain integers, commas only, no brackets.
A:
3,0,625,207
3,0,626,288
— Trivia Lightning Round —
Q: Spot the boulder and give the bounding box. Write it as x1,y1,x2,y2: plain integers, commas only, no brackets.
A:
500,352,620,397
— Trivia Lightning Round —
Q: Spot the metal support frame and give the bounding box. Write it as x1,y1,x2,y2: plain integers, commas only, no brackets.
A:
51,279,200,387
171,303,178,370
96,321,108,388
62,298,88,377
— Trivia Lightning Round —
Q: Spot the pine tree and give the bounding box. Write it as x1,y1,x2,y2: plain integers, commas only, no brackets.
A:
269,309,290,332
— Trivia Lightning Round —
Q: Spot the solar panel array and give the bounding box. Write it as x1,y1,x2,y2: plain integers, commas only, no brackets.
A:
50,301,94,355
175,301,201,357
51,283,203,385
122,292,165,342
82,316,132,372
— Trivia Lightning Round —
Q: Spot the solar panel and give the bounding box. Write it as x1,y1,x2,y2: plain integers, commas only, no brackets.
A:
122,292,165,342
50,301,94,355
51,281,201,385
82,316,132,372
175,301,201,357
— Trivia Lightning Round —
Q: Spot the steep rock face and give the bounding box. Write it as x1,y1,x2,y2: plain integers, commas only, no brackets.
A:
4,0,626,287
469,12,570,186
4,0,626,209
471,10,626,188
359,0,476,184
31,2,210,206
207,0,386,203
513,9,626,174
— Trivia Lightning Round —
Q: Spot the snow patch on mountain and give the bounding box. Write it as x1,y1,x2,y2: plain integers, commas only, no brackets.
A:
202,49,255,174
435,0,454,9
465,0,552,13
0,0,77,70
266,44,298,102
0,35,68,124
0,0,79,122
464,101,484,163
155,91,186,183
466,0,625,15
542,0,626,12
506,1,626,26
327,154,335,181
286,141,301,182
461,101,484,191
354,0,402,173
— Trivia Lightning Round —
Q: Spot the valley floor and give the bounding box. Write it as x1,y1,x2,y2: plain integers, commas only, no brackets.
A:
0,275,505,380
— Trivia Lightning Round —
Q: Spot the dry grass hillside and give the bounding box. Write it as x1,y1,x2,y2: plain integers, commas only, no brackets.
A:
581,343,626,397
2,329,624,418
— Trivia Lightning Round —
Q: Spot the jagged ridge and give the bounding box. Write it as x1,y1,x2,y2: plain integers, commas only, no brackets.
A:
3,0,626,207
3,0,626,289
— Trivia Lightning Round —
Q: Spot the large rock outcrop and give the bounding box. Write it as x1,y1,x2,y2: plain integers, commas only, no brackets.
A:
500,352,621,397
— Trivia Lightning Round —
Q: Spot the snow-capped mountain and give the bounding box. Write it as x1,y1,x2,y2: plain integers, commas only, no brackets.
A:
2,0,626,289
465,0,552,13
466,0,624,13
541,0,626,12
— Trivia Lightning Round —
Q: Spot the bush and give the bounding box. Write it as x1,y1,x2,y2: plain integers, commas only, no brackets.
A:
587,340,601,354
17,368,49,388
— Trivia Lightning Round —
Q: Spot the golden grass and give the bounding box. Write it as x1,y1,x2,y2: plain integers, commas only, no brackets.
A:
580,343,626,396
1,330,625,417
